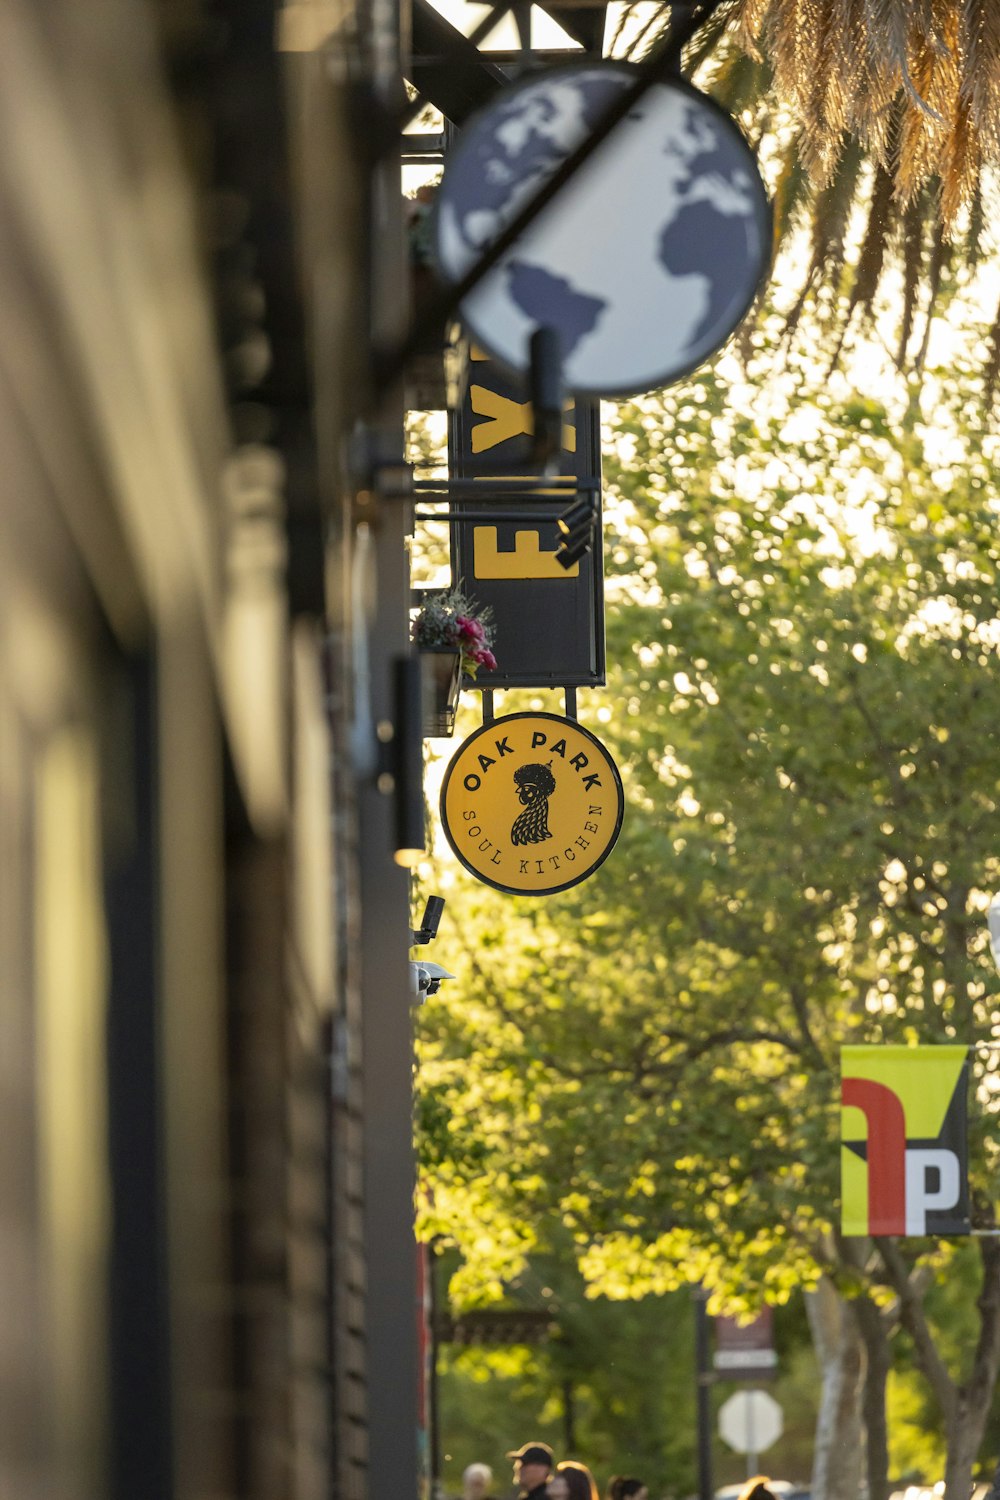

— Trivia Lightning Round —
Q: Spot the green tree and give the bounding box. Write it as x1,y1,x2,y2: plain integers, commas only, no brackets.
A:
433,1253,701,1497
417,323,1000,1500
432,1251,818,1497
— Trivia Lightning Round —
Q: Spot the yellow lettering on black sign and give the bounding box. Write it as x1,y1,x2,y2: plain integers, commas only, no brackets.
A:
470,386,578,455
473,527,579,580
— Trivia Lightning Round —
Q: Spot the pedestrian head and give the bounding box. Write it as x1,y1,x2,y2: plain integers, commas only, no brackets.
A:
507,1443,554,1493
738,1476,778,1500
555,1461,599,1500
608,1477,647,1500
464,1464,494,1500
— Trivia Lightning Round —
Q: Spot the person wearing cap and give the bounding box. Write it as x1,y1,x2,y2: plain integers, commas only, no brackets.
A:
506,1442,554,1500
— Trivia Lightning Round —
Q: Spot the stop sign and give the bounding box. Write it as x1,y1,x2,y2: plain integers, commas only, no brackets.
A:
718,1390,783,1454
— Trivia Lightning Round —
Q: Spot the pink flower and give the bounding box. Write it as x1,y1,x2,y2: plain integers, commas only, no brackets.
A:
476,648,497,672
456,614,485,643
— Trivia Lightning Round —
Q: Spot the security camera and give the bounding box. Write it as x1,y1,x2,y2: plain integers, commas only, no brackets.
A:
409,960,455,1001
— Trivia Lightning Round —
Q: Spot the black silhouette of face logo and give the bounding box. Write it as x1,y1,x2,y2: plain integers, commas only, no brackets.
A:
511,761,556,846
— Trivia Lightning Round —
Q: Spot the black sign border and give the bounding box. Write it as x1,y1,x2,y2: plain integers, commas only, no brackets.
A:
431,62,774,399
440,710,625,896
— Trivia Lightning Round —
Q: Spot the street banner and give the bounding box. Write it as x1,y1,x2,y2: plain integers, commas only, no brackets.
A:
841,1045,970,1237
448,345,605,690
440,711,623,895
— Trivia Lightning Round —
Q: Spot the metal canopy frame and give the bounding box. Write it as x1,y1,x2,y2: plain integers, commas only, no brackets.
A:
407,0,610,129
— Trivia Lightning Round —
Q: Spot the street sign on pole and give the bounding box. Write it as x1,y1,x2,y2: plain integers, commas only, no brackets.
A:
714,1309,778,1380
718,1390,783,1477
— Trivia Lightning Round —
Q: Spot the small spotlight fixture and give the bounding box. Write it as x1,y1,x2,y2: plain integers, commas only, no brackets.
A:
411,895,445,946
555,494,597,570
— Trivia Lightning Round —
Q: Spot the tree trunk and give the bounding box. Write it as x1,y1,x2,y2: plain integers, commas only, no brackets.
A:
854,1294,892,1500
807,1277,864,1500
944,1405,983,1500
943,1240,1000,1500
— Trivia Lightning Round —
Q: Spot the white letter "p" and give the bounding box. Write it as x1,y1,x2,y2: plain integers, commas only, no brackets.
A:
905,1148,960,1235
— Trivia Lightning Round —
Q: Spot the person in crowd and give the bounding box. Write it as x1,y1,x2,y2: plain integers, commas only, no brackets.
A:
547,1470,570,1500
507,1443,554,1500
607,1477,647,1500
463,1463,496,1500
550,1460,599,1500
738,1477,778,1500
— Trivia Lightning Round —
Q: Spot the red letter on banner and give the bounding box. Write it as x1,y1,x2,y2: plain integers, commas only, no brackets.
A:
842,1077,906,1235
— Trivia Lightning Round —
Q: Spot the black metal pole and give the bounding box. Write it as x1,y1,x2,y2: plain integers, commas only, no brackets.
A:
694,1287,714,1500
429,1243,442,1499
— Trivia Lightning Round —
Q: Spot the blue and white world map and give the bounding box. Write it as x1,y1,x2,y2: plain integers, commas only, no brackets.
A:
434,64,771,397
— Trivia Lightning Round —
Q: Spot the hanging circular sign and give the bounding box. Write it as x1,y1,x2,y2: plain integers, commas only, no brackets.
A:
440,712,624,895
433,62,772,398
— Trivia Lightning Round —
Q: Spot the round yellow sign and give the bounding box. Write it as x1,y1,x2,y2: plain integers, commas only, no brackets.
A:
440,712,624,895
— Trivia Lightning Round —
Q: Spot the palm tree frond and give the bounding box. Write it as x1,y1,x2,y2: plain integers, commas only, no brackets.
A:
961,0,1000,159
982,291,1000,407
845,163,896,326
725,0,1000,203
770,136,811,251
897,195,927,369
686,0,1000,386
913,218,950,373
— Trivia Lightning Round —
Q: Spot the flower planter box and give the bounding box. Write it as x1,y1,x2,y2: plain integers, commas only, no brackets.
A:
419,646,462,738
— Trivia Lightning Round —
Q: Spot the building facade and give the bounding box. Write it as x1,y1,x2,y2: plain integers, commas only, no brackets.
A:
0,0,415,1496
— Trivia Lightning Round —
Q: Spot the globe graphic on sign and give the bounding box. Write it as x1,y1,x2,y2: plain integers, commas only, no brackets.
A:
434,63,771,397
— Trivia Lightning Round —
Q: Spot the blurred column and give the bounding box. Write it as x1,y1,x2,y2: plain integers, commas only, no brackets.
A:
694,1286,715,1500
